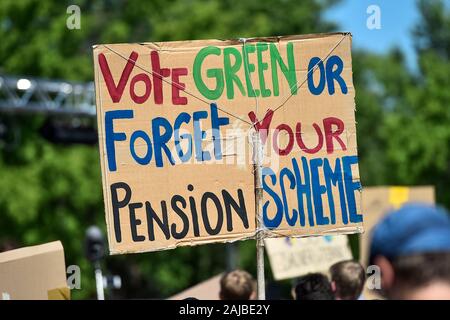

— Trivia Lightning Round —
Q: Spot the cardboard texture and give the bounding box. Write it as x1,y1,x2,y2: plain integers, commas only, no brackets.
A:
47,287,71,300
265,235,352,280
93,32,363,255
360,186,435,299
0,241,69,300
169,274,222,300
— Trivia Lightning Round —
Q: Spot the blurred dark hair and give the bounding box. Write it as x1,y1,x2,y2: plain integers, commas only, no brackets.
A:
0,239,19,253
330,260,366,300
294,273,334,300
220,270,254,300
390,252,450,291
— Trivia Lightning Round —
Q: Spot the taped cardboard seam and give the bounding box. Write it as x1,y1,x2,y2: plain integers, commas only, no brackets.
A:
94,32,352,55
135,32,353,50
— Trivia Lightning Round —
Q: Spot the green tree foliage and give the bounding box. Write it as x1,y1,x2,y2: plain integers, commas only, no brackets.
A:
1,0,449,299
0,0,339,299
355,0,450,207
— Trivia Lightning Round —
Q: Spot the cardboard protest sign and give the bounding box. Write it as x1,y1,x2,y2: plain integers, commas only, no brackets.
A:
169,274,222,300
360,186,435,267
93,32,363,254
265,235,352,280
0,241,69,300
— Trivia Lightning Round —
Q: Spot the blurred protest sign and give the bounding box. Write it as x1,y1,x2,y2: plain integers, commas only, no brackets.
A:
265,235,352,280
169,273,222,300
93,32,362,255
0,241,69,300
360,186,435,267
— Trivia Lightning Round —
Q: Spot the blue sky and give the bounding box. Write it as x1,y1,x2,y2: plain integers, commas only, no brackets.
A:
325,0,421,68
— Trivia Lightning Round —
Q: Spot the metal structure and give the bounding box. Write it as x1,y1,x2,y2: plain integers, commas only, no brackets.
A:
0,74,95,117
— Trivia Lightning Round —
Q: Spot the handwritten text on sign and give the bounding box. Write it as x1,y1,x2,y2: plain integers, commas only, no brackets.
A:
93,34,363,254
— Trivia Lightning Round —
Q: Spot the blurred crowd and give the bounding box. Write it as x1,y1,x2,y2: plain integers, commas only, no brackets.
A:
2,202,450,300
203,203,450,300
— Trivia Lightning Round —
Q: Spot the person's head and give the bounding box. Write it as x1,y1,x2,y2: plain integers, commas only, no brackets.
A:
330,260,366,300
0,239,19,253
219,270,255,300
292,273,334,300
369,203,450,300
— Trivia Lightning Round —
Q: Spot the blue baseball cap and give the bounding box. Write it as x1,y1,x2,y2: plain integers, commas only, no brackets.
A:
369,203,450,261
